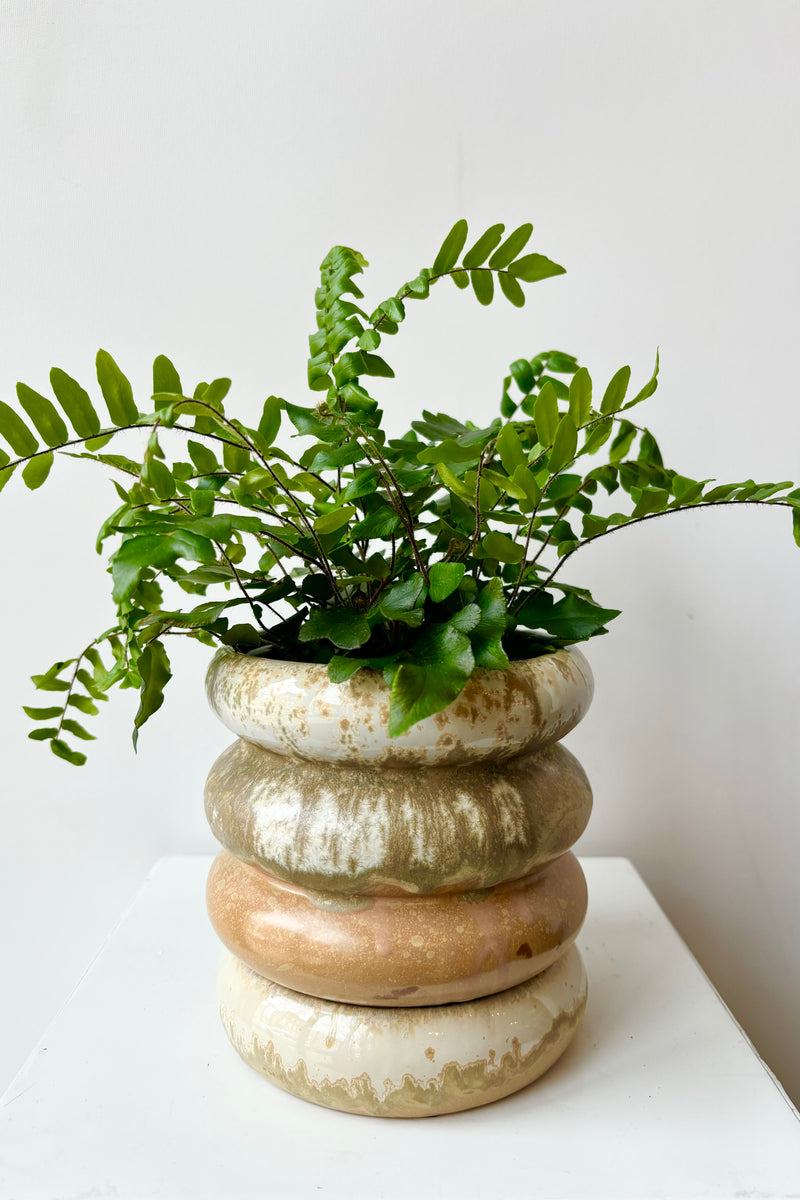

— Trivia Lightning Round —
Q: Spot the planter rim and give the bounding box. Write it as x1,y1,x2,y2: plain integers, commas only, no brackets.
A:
206,644,593,766
211,643,579,676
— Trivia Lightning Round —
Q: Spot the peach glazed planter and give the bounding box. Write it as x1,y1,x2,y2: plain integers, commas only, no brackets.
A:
203,645,594,1118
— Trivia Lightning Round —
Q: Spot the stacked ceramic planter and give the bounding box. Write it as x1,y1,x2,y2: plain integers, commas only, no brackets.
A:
204,646,594,1118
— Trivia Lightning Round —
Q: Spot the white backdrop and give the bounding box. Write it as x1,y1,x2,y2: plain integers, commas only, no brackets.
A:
1,0,799,1106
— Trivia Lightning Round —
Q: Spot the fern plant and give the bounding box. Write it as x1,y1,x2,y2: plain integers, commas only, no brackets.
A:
2,219,798,764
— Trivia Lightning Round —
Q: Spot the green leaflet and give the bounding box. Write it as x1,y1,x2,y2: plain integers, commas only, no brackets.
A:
342,467,379,501
449,603,480,633
471,270,494,306
428,562,466,602
417,439,480,465
96,350,138,424
473,639,510,670
512,464,542,508
61,718,96,741
509,359,535,394
388,623,474,736
632,487,670,518
258,396,283,446
349,505,401,540
466,469,498,511
638,429,663,467
624,351,660,410
482,530,524,564
671,475,705,503
50,368,100,438
22,452,53,490
568,369,592,428
542,351,579,375
30,663,71,691
362,353,394,378
498,273,525,307
23,705,64,720
298,607,371,650
582,513,609,538
582,416,614,456
488,223,533,269
462,224,505,269
144,458,175,499
0,458,12,494
436,463,473,499
473,578,507,640
358,329,381,352
0,399,39,456
507,254,566,282
517,592,621,642
703,482,744,503
533,382,559,446
305,443,362,472
600,365,631,414
153,355,182,395
220,441,251,472
50,739,87,767
549,414,578,474
327,656,365,683
404,273,430,299
376,297,405,324
373,573,428,624
111,532,216,602
16,382,69,446
190,488,214,517
413,411,468,438
314,506,357,535
609,420,637,463
199,378,231,412
432,219,469,274
132,640,172,749
470,579,510,669
153,395,208,423
290,471,330,500
481,467,527,499
187,437,220,471
333,351,365,386
496,424,526,474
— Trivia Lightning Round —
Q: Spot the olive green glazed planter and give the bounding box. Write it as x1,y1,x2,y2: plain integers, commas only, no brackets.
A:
204,646,593,1117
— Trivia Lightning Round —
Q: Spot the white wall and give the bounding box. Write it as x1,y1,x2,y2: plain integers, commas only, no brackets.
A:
1,0,798,1106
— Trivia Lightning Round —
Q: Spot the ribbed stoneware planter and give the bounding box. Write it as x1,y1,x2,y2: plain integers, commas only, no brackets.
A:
204,646,594,1118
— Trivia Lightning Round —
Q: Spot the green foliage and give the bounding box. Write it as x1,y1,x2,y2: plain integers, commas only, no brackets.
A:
132,640,171,748
2,219,798,761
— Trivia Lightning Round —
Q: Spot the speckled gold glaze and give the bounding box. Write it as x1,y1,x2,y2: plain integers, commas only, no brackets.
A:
205,738,592,895
207,850,587,1006
217,945,588,1118
206,646,593,765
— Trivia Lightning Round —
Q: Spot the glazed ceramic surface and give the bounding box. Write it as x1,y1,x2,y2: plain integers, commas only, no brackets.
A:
207,850,587,1006
205,737,592,895
206,646,593,765
217,945,588,1118
205,648,594,1115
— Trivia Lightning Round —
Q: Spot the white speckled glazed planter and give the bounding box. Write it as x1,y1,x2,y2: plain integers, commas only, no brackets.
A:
204,646,594,1117
206,643,593,765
